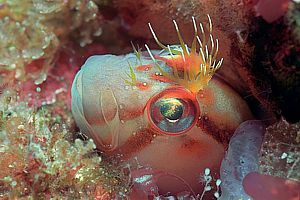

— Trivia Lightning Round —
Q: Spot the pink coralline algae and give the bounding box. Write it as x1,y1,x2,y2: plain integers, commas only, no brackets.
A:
243,172,300,200
253,0,290,23
18,42,107,108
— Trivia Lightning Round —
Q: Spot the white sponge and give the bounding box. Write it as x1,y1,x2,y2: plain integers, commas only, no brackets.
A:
219,120,265,200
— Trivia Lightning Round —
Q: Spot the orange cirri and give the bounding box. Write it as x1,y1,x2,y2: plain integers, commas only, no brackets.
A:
145,15,223,94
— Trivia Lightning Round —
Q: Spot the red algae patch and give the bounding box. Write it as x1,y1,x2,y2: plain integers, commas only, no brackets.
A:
243,172,300,200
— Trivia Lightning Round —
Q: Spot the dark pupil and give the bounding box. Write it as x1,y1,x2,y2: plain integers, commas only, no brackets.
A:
159,98,184,121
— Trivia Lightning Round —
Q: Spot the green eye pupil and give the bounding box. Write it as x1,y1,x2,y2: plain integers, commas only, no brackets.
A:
159,98,184,121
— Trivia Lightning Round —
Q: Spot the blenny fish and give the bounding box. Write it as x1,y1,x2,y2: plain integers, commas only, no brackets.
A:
71,15,253,197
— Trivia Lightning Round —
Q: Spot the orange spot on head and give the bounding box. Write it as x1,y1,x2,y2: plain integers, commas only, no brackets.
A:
150,74,172,83
197,88,214,106
156,54,200,74
136,81,151,91
136,64,153,72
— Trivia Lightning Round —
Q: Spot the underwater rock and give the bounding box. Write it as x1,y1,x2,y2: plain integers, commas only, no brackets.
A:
115,0,250,43
0,0,102,81
16,42,106,109
232,0,300,123
259,119,300,181
0,96,113,199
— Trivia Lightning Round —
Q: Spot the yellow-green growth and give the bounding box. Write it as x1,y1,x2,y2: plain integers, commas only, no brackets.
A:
123,62,138,86
131,42,143,65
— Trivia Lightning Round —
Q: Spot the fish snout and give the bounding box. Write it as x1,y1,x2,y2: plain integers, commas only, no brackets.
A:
71,54,169,150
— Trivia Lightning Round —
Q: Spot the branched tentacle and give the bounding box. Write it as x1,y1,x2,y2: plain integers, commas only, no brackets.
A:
145,15,223,93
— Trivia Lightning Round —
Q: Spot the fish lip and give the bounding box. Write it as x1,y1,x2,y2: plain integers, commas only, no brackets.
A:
71,68,96,143
71,69,84,122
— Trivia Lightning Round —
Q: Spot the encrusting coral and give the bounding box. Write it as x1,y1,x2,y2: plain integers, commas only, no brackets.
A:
0,89,130,199
259,119,300,182
0,0,102,82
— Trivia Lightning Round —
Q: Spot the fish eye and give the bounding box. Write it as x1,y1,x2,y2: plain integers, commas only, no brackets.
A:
145,87,200,135
159,98,183,121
